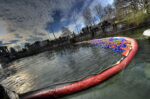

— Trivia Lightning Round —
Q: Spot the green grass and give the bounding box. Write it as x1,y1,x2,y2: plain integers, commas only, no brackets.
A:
120,9,150,26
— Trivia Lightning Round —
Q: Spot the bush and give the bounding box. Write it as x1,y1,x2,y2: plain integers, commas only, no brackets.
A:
120,9,150,26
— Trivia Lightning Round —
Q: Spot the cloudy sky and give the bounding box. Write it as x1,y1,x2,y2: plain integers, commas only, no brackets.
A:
0,0,113,48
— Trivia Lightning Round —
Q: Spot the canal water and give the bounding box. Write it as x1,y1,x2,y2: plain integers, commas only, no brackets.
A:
0,26,150,99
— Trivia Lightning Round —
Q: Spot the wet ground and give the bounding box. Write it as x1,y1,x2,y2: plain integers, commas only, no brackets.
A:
0,26,150,99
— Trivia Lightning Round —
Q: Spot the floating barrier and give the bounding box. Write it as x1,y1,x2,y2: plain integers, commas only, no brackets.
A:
23,37,138,99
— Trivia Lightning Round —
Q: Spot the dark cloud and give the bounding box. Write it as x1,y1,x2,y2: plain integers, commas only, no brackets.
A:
26,36,43,42
37,33,46,36
9,40,19,44
2,42,13,46
0,0,113,44
0,0,76,36
9,29,16,32
14,34,23,38
0,40,19,46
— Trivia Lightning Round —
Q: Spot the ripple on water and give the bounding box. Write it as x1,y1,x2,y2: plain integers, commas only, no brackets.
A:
144,63,150,79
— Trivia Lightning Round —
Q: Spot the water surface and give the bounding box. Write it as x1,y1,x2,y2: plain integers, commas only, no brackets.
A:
0,26,150,99
0,43,122,95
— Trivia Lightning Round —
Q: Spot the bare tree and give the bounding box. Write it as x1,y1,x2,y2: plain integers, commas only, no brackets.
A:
49,26,56,39
61,26,72,37
94,3,102,20
82,8,92,25
107,4,113,19
136,0,149,13
72,10,79,33
114,0,138,13
103,4,113,20
113,0,129,9
91,16,97,25
113,0,130,17
113,0,149,19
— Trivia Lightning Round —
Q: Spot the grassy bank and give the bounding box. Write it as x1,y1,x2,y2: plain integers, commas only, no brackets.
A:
120,9,150,26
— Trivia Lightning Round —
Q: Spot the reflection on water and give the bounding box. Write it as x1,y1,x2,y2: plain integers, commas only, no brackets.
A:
60,26,150,99
0,27,150,99
0,43,122,94
0,64,4,76
144,63,150,79
60,39,150,99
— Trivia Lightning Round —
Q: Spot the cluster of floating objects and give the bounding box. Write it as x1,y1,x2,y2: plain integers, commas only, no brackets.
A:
90,38,131,56
23,37,137,99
